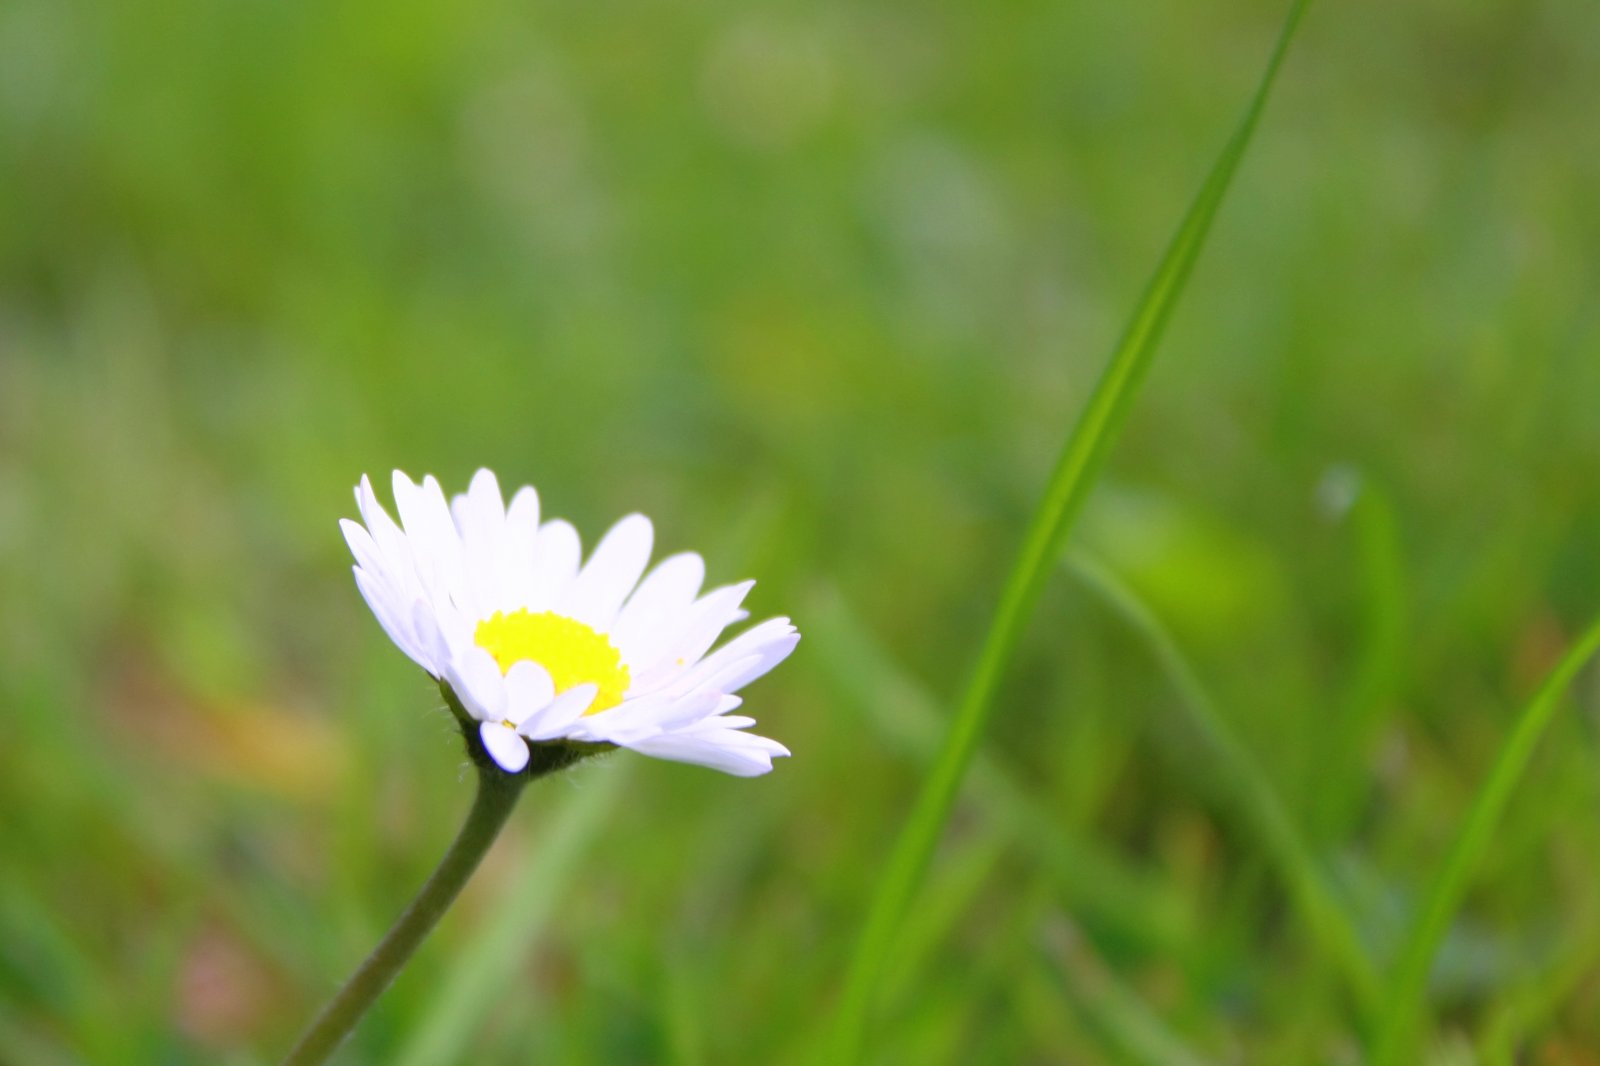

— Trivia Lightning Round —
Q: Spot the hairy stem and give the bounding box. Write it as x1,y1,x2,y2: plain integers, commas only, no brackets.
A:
281,714,594,1066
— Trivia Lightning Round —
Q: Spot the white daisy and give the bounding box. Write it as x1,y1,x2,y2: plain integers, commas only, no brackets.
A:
341,469,797,777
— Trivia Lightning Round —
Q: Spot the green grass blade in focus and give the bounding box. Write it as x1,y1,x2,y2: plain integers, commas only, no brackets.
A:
1371,616,1600,1064
822,3,1314,1058
392,765,630,1066
1067,551,1382,1016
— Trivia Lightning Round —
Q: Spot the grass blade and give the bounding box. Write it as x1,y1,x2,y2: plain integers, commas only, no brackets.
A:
1370,615,1600,1064
882,832,1010,1010
821,4,1313,1057
1314,474,1409,840
807,588,1194,954
1478,910,1600,1065
1067,551,1383,1016
1035,910,1211,1066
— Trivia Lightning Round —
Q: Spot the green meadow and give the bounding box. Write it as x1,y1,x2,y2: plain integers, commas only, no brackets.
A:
4,0,1600,1061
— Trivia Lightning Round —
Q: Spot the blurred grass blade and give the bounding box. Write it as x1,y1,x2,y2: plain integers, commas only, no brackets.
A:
1371,616,1600,1065
1478,910,1600,1066
1314,473,1408,839
1340,478,1408,750
1067,551,1382,1016
822,3,1312,1058
1035,908,1210,1066
393,765,630,1066
883,832,1009,1008
808,587,1194,953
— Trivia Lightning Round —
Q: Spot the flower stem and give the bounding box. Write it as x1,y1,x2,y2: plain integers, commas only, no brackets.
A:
282,717,597,1066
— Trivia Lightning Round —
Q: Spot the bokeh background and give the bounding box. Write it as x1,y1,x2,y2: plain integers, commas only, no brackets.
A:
4,0,1600,1061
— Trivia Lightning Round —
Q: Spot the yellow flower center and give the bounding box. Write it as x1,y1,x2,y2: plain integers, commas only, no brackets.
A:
473,609,630,716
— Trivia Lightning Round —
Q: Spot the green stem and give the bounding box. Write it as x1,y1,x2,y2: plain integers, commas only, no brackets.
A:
282,712,596,1066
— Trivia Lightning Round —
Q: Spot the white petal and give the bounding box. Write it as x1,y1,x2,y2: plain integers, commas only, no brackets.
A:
683,655,767,702
526,519,580,611
643,689,728,732
393,472,467,606
353,567,433,672
504,660,557,725
520,682,600,740
452,469,504,536
631,580,755,680
340,519,386,576
499,486,544,611
626,726,790,777
452,469,507,612
646,618,798,698
392,472,452,549
409,600,452,677
652,582,752,665
549,681,600,718
357,474,418,595
574,692,681,744
444,646,507,722
611,552,705,664
480,721,530,773
696,630,798,695
428,592,476,658
562,514,654,631
388,472,437,564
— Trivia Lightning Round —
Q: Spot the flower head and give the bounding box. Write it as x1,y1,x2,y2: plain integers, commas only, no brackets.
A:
342,470,797,776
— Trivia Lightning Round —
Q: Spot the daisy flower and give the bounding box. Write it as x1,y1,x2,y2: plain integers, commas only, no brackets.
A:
341,470,797,777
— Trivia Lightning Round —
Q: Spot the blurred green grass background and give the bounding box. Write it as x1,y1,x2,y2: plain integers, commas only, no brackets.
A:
4,0,1600,1061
